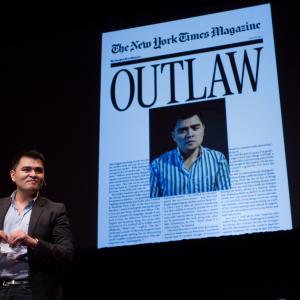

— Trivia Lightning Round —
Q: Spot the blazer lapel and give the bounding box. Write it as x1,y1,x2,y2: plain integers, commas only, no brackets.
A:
28,196,46,236
0,197,10,229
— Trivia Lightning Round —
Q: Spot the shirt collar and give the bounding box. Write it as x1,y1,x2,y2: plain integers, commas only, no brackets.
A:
175,146,203,163
10,190,39,206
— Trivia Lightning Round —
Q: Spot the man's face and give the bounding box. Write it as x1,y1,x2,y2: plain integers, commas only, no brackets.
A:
10,157,45,193
172,114,205,154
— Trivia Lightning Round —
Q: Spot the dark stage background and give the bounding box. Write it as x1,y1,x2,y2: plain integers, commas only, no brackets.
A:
1,1,300,299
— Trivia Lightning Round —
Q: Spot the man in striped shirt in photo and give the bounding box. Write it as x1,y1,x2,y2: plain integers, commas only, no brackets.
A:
150,111,231,198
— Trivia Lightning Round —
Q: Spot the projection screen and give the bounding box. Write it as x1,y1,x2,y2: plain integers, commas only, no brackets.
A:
98,3,292,248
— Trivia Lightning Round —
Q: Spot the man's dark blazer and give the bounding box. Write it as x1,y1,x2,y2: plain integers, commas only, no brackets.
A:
0,196,74,300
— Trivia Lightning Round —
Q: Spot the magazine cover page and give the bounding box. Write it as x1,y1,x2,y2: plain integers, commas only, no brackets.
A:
98,3,291,248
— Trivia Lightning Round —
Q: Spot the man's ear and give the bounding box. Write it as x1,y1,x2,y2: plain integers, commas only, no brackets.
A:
171,131,176,142
10,169,16,182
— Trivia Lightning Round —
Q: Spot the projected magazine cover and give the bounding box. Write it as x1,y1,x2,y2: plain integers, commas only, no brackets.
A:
98,4,292,248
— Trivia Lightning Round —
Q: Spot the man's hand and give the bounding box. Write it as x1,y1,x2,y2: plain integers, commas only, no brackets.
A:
8,230,38,249
0,230,9,243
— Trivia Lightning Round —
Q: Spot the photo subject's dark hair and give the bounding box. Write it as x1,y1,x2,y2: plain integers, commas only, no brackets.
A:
171,110,205,131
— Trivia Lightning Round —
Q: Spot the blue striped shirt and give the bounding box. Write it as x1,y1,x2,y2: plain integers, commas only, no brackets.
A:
150,146,231,197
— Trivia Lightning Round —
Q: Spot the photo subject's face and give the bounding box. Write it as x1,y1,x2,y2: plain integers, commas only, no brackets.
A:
172,115,205,154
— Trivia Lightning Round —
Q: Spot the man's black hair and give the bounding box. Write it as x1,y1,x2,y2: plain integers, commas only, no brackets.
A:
171,108,205,131
11,150,46,170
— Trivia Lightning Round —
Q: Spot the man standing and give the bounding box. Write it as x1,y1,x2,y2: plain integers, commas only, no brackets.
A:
0,150,74,300
150,112,231,197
